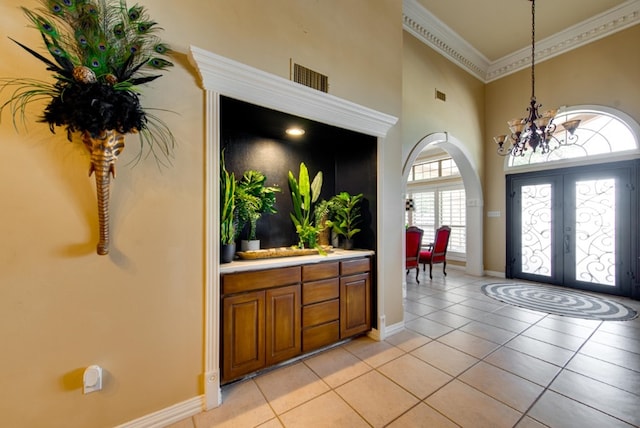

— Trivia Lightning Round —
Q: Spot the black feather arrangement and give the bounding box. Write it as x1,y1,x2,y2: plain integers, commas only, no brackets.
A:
0,0,175,166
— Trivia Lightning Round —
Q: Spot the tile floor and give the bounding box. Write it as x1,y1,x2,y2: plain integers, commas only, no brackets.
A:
169,270,640,428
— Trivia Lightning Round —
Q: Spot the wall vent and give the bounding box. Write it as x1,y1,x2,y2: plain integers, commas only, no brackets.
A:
435,89,446,102
291,62,329,93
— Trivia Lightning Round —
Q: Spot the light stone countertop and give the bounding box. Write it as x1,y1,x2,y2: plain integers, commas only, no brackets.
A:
219,248,374,274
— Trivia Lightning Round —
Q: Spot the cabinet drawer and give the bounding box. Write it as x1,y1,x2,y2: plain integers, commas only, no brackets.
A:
302,300,339,328
223,266,301,295
302,321,339,353
302,278,339,305
302,262,339,282
340,258,371,276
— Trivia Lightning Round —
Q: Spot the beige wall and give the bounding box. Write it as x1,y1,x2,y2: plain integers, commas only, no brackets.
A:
0,0,403,426
402,32,486,178
483,24,640,273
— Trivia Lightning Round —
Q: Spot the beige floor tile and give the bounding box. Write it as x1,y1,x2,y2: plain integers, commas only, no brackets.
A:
336,370,419,427
521,325,587,351
425,309,473,328
426,380,522,428
505,335,574,366
193,380,274,428
378,353,453,399
254,362,330,415
257,418,284,428
386,402,459,427
405,317,454,338
438,330,500,359
279,391,369,428
550,370,640,426
566,352,640,395
484,346,561,387
459,321,517,344
411,341,479,376
514,416,550,428
459,361,544,412
342,336,405,368
303,346,371,388
384,329,431,352
528,390,632,428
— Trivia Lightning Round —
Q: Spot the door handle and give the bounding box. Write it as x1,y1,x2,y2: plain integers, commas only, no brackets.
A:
564,234,570,254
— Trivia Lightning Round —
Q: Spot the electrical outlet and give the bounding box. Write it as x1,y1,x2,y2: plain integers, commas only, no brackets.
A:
83,365,102,394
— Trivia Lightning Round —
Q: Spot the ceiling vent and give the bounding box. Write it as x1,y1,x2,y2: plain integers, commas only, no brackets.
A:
435,89,446,102
291,61,329,93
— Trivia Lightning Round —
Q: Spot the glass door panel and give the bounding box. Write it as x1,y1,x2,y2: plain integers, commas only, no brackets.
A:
573,178,616,286
521,184,552,277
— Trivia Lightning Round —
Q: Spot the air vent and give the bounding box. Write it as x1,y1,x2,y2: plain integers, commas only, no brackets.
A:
291,62,329,93
435,89,446,102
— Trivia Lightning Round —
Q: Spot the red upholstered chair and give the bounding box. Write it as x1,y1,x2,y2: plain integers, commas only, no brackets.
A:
419,225,451,279
405,226,424,283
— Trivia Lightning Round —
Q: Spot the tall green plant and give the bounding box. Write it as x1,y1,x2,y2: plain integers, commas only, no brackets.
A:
288,163,323,249
235,170,280,240
220,153,236,245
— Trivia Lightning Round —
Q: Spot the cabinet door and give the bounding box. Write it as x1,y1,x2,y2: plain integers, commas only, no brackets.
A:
222,291,265,383
266,285,301,366
340,273,371,338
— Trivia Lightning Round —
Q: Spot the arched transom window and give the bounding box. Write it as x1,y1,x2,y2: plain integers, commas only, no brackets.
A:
508,106,639,168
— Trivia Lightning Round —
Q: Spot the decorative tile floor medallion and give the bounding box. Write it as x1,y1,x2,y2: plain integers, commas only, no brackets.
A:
482,283,638,321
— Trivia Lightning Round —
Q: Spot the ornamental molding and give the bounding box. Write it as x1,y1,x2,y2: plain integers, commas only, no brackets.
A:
403,0,640,83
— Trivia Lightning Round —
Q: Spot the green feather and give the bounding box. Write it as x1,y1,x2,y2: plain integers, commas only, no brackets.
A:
22,8,60,39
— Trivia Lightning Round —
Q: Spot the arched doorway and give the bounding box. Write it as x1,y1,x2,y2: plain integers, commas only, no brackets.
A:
403,132,484,276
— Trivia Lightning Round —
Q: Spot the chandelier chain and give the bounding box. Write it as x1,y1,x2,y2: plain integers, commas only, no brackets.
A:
531,0,535,100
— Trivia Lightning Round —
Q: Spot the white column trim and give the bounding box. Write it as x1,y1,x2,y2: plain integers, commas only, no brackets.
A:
188,46,398,409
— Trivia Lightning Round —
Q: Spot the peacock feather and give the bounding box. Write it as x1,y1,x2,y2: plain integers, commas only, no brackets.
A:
0,0,175,167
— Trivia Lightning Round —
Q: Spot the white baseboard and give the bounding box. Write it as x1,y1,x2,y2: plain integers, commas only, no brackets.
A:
384,320,405,337
483,270,505,278
115,396,203,428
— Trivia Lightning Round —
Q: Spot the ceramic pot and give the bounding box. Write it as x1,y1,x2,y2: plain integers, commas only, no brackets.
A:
220,242,236,263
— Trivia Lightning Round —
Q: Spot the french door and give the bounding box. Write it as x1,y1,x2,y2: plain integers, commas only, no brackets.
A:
506,161,638,297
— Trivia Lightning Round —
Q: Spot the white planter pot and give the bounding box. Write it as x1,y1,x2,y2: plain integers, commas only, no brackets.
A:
240,240,260,251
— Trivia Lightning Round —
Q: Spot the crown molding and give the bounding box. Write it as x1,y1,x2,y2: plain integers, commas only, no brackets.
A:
403,0,640,83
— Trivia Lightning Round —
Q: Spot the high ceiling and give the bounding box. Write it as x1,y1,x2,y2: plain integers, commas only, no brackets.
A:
415,0,627,61
406,0,639,81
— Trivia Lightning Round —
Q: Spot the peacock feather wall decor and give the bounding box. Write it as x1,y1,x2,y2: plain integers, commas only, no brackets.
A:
0,0,175,255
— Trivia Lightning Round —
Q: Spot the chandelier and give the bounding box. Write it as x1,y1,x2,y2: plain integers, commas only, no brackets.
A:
494,0,580,157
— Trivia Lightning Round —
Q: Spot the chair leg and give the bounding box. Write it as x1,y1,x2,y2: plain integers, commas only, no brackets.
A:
443,261,447,276
415,267,420,284
429,261,433,279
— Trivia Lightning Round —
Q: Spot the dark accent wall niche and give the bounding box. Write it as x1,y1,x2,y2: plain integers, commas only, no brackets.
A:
220,96,377,250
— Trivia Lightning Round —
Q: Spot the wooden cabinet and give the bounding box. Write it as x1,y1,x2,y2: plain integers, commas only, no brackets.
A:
340,258,371,338
221,267,301,383
221,255,372,384
266,285,301,365
222,291,265,382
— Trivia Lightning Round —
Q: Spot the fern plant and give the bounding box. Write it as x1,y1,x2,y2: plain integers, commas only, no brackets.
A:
235,170,280,241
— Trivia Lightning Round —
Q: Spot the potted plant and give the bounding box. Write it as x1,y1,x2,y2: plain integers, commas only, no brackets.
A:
0,0,174,255
235,170,280,251
287,162,323,250
220,153,236,263
326,192,363,249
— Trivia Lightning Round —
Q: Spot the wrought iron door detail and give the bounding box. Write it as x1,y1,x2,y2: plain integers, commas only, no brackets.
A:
574,179,616,286
521,184,552,276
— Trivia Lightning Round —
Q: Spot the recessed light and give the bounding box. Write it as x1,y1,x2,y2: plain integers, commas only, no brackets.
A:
285,127,305,137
